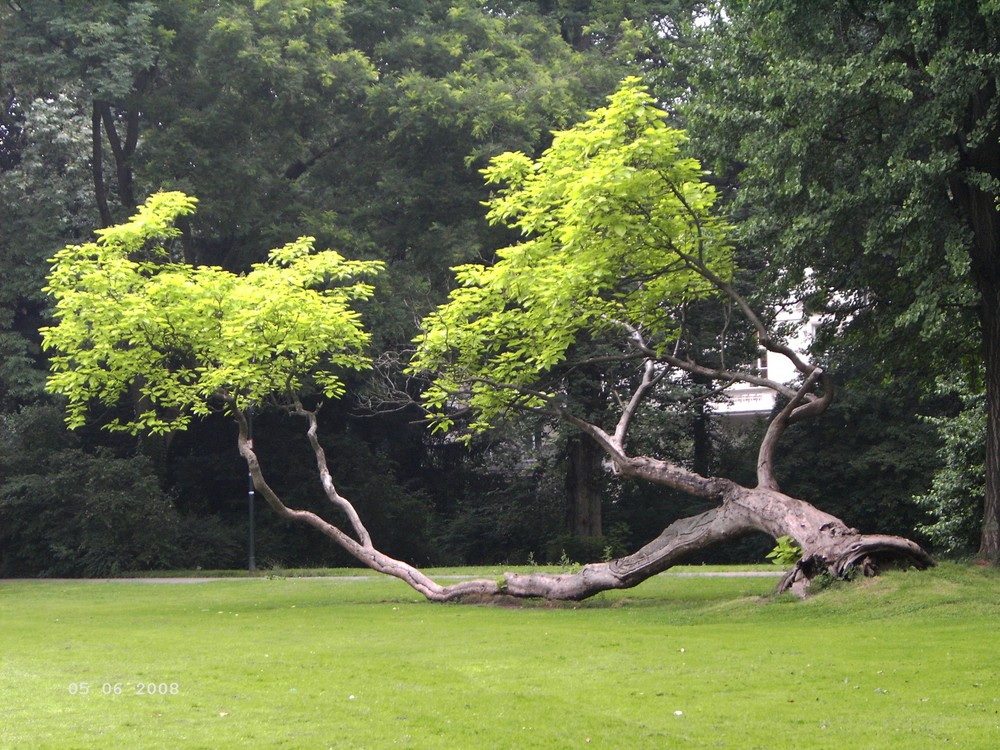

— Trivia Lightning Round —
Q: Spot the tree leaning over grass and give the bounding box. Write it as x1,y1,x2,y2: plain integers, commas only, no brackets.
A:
42,85,932,601
410,80,933,597
41,191,565,600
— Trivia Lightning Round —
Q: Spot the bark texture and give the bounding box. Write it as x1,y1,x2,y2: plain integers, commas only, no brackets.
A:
955,83,1000,564
975,276,1000,563
234,396,932,603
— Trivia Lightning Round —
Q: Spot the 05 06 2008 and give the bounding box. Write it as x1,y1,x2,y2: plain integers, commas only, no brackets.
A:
67,681,179,696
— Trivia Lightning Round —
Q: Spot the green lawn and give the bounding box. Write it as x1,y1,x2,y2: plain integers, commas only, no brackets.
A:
2,564,998,749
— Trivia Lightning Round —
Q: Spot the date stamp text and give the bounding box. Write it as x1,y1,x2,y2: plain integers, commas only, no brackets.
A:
68,682,180,696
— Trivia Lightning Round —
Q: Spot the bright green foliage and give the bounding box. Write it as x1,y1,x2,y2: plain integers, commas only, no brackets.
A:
42,192,381,434
766,535,803,567
412,79,732,431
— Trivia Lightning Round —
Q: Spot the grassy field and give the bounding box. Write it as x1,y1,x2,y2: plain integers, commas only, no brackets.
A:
2,563,998,749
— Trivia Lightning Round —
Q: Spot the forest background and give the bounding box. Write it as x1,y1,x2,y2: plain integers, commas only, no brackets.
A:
0,0,992,577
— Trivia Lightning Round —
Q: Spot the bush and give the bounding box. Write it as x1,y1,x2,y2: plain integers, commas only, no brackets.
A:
0,406,181,576
914,387,985,554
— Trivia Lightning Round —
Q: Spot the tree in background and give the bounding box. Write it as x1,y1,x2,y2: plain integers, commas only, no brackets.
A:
914,375,987,553
0,405,184,577
0,94,97,411
685,0,1000,563
0,0,171,226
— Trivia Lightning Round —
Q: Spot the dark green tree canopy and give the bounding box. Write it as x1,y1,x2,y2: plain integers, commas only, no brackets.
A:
685,0,1000,561
687,0,995,334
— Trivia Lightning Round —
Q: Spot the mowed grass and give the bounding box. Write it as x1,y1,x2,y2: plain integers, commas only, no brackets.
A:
2,564,999,749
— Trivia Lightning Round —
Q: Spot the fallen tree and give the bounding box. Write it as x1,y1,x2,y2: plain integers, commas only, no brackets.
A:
42,83,932,602
407,79,933,598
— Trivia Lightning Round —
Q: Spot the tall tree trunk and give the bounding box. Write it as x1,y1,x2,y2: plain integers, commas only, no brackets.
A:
956,85,1000,564
691,395,713,478
974,250,1000,564
99,101,138,211
91,102,112,227
90,100,140,228
501,482,932,601
565,435,602,538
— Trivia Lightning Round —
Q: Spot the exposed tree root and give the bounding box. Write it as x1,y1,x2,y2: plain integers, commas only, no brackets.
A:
778,534,935,598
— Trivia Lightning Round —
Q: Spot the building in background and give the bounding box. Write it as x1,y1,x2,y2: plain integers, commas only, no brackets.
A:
711,304,820,423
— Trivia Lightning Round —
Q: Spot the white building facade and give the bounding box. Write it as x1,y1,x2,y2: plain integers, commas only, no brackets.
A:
710,304,820,422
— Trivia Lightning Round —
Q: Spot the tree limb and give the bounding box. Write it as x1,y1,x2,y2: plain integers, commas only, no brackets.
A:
232,403,506,601
756,368,825,490
99,102,136,210
612,357,664,447
291,398,372,547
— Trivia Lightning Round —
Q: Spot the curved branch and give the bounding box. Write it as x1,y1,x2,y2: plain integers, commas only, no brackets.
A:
663,240,821,381
788,374,834,424
292,398,372,548
613,357,665,446
756,368,830,490
498,506,752,600
560,409,727,501
619,319,804,400
232,405,505,602
100,102,137,210
500,485,932,601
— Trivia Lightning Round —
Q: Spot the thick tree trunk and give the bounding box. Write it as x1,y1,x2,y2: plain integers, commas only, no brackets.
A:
234,403,932,603
691,398,713,478
954,84,1000,564
99,101,138,211
500,484,932,601
975,265,1000,563
90,100,140,228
